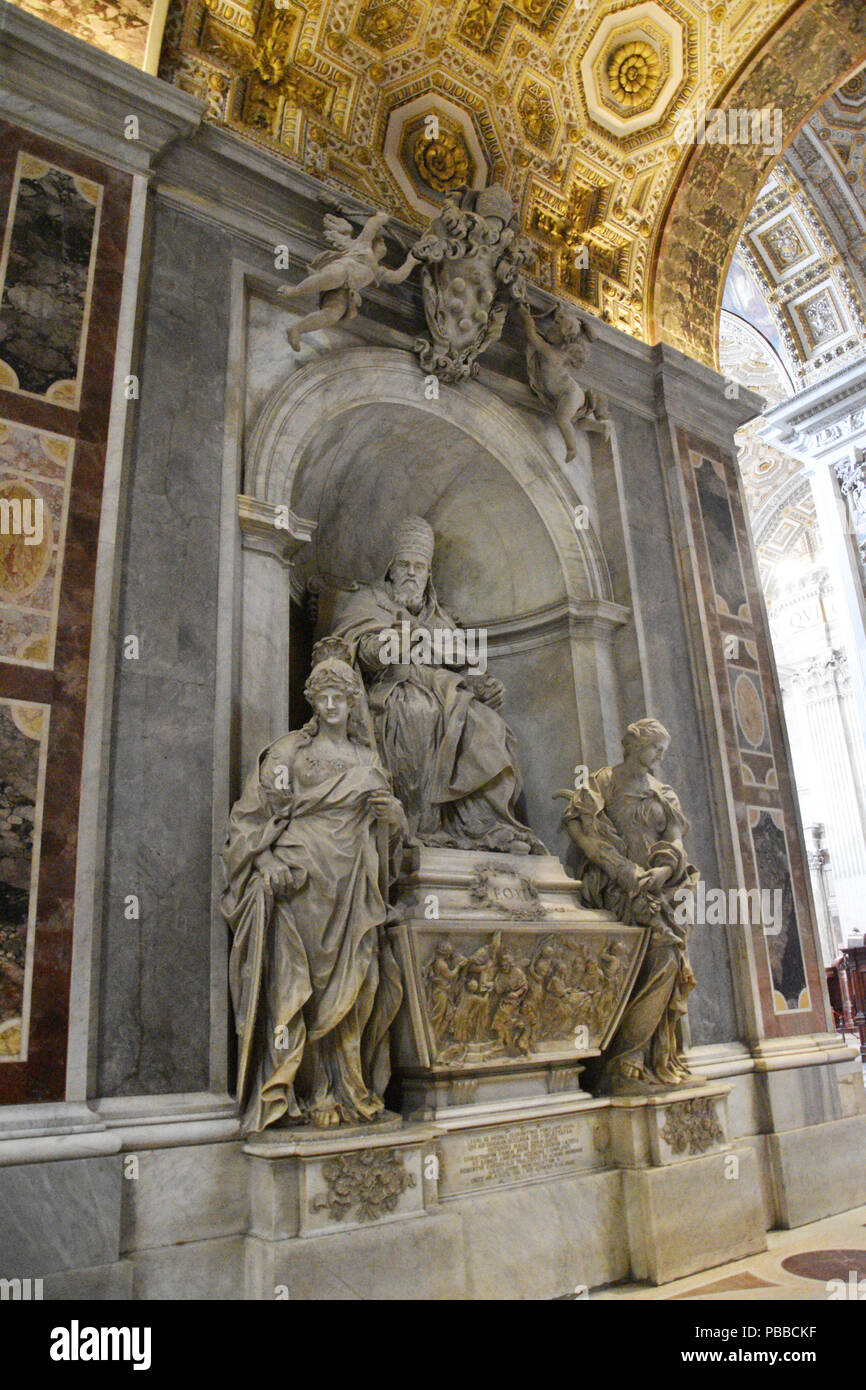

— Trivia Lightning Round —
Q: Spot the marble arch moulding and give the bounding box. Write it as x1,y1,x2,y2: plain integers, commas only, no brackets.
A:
242,346,613,606
652,0,866,369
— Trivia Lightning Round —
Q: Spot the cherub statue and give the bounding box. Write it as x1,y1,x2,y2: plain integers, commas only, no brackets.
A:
279,210,418,351
519,303,609,460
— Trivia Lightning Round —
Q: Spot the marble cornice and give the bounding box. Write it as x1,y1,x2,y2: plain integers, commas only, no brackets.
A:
153,123,377,267
237,495,316,567
481,597,631,654
653,343,765,442
759,356,866,457
0,1,204,175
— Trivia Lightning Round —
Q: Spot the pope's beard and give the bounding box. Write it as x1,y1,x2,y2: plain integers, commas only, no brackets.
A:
388,578,425,614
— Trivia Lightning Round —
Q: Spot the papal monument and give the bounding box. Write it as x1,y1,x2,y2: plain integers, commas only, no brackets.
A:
1,0,865,1306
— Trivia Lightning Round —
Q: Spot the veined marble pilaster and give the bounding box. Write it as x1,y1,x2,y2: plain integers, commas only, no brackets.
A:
653,349,832,1046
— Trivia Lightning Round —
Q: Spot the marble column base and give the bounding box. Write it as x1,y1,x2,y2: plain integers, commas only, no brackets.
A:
3,1057,863,1297
609,1082,767,1284
768,1113,866,1227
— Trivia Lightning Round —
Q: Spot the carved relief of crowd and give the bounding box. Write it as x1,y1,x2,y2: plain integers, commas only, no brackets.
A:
423,932,631,1061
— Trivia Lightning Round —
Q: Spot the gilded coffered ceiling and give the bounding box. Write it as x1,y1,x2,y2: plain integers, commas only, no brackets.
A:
717,63,866,579
735,163,866,388
158,0,846,343
723,64,866,393
654,0,866,366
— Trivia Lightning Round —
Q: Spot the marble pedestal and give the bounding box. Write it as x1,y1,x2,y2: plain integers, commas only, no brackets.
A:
236,1079,767,1296
388,848,647,1119
239,1095,627,1298
242,1115,435,1297
609,1082,767,1284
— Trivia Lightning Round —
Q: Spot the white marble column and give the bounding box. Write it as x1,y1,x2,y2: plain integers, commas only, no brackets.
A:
760,360,866,766
783,654,866,949
806,459,866,743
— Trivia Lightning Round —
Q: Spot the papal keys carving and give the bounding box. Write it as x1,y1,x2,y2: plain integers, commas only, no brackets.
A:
411,184,532,383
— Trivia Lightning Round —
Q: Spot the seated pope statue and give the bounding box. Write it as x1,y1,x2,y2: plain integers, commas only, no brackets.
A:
323,515,544,855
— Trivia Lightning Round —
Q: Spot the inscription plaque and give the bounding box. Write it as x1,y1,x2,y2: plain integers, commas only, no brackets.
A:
439,1114,603,1197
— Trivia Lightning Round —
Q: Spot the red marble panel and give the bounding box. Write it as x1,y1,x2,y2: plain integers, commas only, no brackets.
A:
0,121,131,1101
674,425,829,1040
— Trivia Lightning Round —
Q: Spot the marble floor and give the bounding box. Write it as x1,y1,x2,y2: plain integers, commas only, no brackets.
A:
595,1204,866,1300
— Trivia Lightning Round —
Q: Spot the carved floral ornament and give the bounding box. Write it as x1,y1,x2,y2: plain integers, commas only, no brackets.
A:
789,648,851,695
355,0,422,52
469,864,545,918
309,1148,416,1223
411,128,472,194
607,40,662,108
660,1097,724,1155
832,452,866,562
516,80,558,152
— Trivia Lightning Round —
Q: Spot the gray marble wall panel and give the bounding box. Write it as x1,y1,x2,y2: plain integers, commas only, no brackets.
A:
98,204,242,1095
119,1141,248,1252
490,636,581,851
606,404,737,1048
0,1154,120,1276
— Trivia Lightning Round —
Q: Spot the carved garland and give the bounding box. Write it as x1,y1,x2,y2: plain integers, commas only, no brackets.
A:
469,864,545,919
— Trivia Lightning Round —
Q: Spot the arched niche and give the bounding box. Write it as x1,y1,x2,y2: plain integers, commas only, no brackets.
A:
238,346,629,848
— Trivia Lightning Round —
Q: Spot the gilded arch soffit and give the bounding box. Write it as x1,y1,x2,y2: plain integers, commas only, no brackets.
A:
652,0,866,369
717,311,816,581
717,62,866,586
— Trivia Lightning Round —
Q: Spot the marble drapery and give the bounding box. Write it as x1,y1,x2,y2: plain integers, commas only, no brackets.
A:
562,743,698,1089
327,580,544,854
222,728,403,1134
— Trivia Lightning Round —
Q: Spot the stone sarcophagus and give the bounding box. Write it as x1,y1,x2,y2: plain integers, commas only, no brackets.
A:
388,848,647,1117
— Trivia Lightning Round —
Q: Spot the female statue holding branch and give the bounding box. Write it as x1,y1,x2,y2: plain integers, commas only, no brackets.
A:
558,718,699,1092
